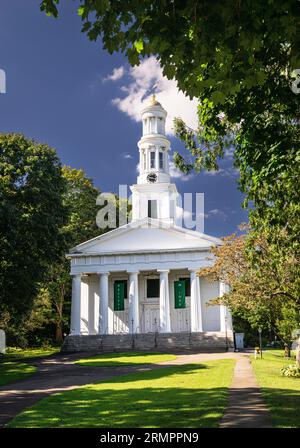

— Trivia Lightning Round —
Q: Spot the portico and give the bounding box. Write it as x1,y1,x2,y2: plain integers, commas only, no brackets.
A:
69,266,229,336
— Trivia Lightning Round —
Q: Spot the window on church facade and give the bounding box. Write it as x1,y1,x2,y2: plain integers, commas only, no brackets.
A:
147,278,160,298
150,151,155,168
148,200,157,218
114,280,128,298
159,151,164,169
179,277,191,296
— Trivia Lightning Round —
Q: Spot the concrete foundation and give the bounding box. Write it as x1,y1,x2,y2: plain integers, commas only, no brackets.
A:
61,331,234,353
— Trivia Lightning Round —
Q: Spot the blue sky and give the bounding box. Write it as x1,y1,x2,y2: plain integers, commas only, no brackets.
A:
0,0,248,237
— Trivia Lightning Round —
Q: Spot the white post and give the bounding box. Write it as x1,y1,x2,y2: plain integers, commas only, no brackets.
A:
147,146,151,171
155,145,159,171
99,272,109,335
158,270,171,333
70,274,81,335
165,150,169,174
128,271,140,334
189,270,203,332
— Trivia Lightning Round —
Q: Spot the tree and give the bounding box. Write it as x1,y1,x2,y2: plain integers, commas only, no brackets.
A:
200,227,300,355
40,0,300,236
42,166,103,344
0,133,67,341
40,167,131,344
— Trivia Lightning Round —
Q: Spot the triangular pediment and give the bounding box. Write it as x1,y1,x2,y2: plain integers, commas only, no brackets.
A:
69,219,221,256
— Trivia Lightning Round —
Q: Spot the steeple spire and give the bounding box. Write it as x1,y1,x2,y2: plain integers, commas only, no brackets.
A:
137,96,170,185
130,98,178,223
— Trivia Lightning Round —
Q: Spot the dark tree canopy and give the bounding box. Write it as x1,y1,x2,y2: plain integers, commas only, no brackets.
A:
0,133,67,325
40,0,299,98
40,0,300,237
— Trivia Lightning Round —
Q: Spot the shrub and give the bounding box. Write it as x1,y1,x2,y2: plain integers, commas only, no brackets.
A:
280,364,300,378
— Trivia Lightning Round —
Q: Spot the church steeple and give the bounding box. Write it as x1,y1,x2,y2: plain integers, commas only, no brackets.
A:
137,95,171,185
130,97,178,223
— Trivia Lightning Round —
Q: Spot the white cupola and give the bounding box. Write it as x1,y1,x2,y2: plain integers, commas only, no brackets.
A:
137,95,171,185
130,96,178,224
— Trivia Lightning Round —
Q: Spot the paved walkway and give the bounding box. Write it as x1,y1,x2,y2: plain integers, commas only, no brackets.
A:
220,354,272,428
0,351,272,428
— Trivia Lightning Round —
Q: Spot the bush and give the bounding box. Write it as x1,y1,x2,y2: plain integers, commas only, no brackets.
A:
280,364,300,378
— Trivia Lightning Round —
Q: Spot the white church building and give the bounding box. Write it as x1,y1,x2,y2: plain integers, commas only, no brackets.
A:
62,97,233,352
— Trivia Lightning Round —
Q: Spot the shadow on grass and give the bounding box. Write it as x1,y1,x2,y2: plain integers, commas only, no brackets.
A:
9,363,232,428
261,386,300,428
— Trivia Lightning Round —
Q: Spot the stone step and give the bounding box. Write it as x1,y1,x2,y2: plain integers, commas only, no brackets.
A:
61,331,234,352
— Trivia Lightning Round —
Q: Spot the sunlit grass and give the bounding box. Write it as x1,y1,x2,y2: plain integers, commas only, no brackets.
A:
252,349,300,427
9,359,235,428
0,362,36,386
5,346,59,360
75,351,177,367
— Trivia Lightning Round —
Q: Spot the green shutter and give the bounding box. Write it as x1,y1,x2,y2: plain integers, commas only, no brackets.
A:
174,280,186,309
114,281,125,311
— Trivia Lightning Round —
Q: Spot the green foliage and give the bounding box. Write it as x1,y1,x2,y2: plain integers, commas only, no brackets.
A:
39,0,300,247
38,166,104,345
0,133,67,342
281,364,300,378
200,227,300,349
40,1,299,99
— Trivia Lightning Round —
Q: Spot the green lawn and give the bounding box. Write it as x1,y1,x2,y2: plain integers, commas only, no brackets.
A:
75,351,177,366
8,359,235,428
0,362,37,387
0,346,58,387
252,349,300,428
5,346,59,360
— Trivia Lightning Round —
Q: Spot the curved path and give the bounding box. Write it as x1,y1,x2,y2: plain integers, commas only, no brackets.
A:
0,351,271,428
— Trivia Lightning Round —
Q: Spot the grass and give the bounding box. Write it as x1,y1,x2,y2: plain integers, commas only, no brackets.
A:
0,346,58,387
252,349,300,428
8,359,235,428
4,346,59,361
75,351,177,367
0,362,36,387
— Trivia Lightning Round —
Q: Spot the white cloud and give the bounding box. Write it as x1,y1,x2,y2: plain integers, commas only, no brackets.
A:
103,66,125,82
169,161,194,182
203,166,239,178
207,208,227,220
111,57,198,135
122,153,133,159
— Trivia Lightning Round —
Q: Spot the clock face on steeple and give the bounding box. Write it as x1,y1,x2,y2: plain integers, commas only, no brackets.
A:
147,172,157,183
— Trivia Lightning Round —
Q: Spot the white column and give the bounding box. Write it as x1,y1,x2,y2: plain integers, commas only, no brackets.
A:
189,270,203,332
155,145,159,170
98,272,109,335
158,270,171,333
70,274,81,335
128,271,139,333
219,281,232,332
165,150,169,174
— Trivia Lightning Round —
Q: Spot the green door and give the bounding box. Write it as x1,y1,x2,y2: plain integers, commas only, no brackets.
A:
114,281,125,311
174,280,186,309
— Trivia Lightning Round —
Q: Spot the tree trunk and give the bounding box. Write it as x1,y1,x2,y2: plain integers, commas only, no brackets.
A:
55,320,63,345
284,344,291,358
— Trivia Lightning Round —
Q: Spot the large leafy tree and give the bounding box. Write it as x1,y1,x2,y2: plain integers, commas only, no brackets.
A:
200,227,300,355
0,133,67,335
31,167,131,345
40,1,300,234
43,166,103,344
